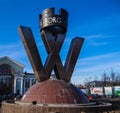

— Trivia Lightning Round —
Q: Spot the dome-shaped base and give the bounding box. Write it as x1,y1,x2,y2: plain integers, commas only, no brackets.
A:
21,80,89,104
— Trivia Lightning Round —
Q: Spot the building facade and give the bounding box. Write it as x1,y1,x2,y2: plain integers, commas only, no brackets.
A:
0,56,37,96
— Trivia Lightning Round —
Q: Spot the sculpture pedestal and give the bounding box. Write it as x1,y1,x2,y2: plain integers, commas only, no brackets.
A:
2,80,114,113
2,100,113,113
21,80,89,104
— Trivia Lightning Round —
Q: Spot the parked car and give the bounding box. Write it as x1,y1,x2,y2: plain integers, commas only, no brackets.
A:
87,94,102,100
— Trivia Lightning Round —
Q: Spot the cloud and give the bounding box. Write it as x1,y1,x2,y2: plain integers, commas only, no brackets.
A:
71,52,120,84
82,52,120,61
72,61,120,84
0,42,26,59
75,62,120,75
85,34,112,39
77,52,120,69
0,44,19,50
0,42,34,72
83,33,112,47
89,40,108,46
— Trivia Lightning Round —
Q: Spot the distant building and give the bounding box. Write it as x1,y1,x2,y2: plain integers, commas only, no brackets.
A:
0,56,37,95
86,80,104,88
85,80,119,96
85,80,104,94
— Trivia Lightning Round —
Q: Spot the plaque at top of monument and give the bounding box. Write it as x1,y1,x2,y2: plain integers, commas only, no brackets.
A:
40,8,68,35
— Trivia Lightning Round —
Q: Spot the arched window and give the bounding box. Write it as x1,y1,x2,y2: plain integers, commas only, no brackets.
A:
0,64,14,95
0,65,12,75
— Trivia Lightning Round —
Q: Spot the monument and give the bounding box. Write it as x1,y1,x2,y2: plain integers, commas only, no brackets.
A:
18,7,88,104
2,8,113,113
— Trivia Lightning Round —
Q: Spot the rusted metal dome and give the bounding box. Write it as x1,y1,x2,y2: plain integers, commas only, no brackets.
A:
21,80,89,104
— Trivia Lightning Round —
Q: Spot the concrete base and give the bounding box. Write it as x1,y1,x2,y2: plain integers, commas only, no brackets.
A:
2,101,114,113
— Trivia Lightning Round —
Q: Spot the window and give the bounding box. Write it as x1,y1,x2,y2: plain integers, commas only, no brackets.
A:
0,66,12,75
32,79,36,86
16,78,21,94
0,64,14,95
25,79,30,88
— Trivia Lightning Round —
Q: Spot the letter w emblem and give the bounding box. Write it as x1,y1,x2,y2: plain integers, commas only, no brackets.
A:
18,26,84,82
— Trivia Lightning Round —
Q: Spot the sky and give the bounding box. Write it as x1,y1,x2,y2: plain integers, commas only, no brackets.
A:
0,0,120,84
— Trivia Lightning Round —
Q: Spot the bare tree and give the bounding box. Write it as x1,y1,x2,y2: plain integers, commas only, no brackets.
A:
110,69,115,86
94,75,98,81
84,76,92,84
115,73,120,85
101,71,109,86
